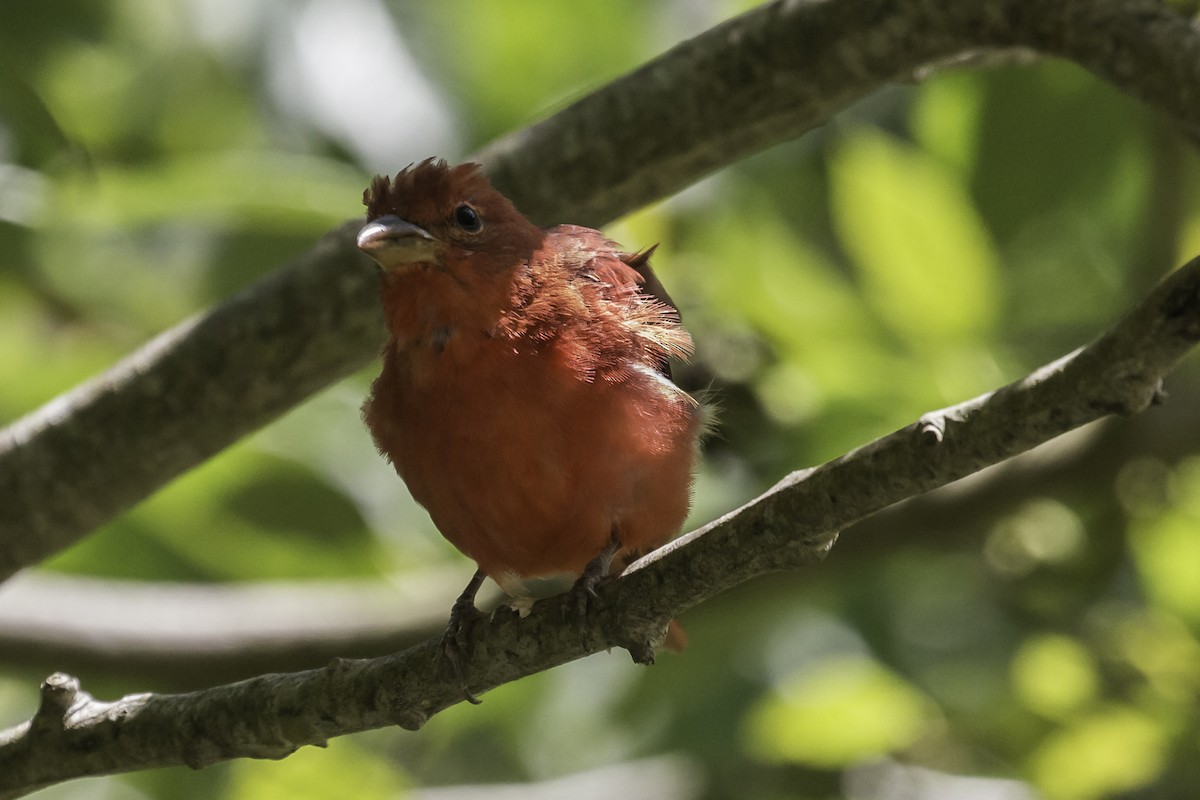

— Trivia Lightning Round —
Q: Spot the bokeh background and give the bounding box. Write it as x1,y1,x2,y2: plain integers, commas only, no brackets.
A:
3,1,1200,798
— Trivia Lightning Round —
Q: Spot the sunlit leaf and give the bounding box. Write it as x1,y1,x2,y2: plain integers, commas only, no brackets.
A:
37,43,140,153
424,0,649,141
45,445,385,581
910,71,984,174
1011,634,1099,719
1029,707,1165,800
49,152,367,232
743,656,931,768
683,195,902,410
985,499,1086,578
1130,460,1200,624
227,739,408,800
0,291,125,419
830,127,1001,346
1109,609,1200,705
1134,514,1200,621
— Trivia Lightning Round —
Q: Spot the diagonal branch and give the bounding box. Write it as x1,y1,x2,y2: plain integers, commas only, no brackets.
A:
2,253,1198,798
2,0,1198,581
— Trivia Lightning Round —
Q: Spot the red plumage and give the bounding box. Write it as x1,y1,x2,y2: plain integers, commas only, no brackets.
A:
357,160,699,695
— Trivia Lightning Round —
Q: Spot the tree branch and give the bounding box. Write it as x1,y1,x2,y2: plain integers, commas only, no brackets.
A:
479,0,1200,226
2,251,1198,798
2,0,1198,581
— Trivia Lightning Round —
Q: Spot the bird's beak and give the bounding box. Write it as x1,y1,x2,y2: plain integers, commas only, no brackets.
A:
357,215,437,271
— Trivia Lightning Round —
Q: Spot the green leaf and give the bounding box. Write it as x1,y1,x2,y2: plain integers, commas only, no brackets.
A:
45,445,384,582
49,151,368,232
830,128,1001,347
227,739,408,800
424,0,649,142
910,71,985,174
1030,707,1166,800
1011,634,1099,719
743,656,931,767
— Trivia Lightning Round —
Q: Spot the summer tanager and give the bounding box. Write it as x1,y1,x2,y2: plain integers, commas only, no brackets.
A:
357,160,700,701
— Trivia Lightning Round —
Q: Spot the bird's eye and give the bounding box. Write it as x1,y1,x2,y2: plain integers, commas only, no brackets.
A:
454,204,482,232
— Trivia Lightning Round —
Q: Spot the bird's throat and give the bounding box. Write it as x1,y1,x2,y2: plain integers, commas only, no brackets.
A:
380,267,515,350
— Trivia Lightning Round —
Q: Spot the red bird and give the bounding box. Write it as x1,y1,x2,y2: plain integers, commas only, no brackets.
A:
357,160,700,699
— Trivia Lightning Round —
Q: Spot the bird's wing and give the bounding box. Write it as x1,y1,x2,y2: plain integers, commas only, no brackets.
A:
542,225,690,380
547,224,678,311
619,244,682,320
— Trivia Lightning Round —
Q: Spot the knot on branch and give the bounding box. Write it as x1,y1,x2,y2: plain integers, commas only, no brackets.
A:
605,602,674,666
31,673,88,733
917,415,947,444
915,409,968,445
392,709,429,732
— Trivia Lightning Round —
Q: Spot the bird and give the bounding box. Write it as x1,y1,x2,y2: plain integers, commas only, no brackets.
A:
356,159,701,701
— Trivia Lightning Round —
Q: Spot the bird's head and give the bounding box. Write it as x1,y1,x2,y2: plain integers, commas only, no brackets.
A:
358,159,543,285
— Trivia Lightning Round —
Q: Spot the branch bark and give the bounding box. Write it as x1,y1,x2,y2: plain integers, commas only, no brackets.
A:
2,0,1198,581
2,252,1198,798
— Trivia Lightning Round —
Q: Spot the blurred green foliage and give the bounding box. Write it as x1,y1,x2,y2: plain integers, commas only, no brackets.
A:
2,1,1200,799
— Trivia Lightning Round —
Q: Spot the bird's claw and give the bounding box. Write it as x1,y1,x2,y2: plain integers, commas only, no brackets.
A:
439,571,487,705
565,535,619,649
565,574,601,619
564,576,602,652
440,599,483,705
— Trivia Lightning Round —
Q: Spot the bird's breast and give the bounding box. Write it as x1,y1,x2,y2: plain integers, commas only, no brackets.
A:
365,331,698,586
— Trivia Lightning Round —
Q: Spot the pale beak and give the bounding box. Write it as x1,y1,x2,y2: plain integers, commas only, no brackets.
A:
357,214,437,270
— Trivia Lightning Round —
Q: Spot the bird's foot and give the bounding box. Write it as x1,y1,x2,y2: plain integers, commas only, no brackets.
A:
439,570,486,705
566,564,603,621
564,531,622,648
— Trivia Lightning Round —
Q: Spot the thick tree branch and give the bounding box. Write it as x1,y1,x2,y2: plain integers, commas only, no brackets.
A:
2,0,1198,581
0,227,377,582
2,253,1198,798
480,0,1200,226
